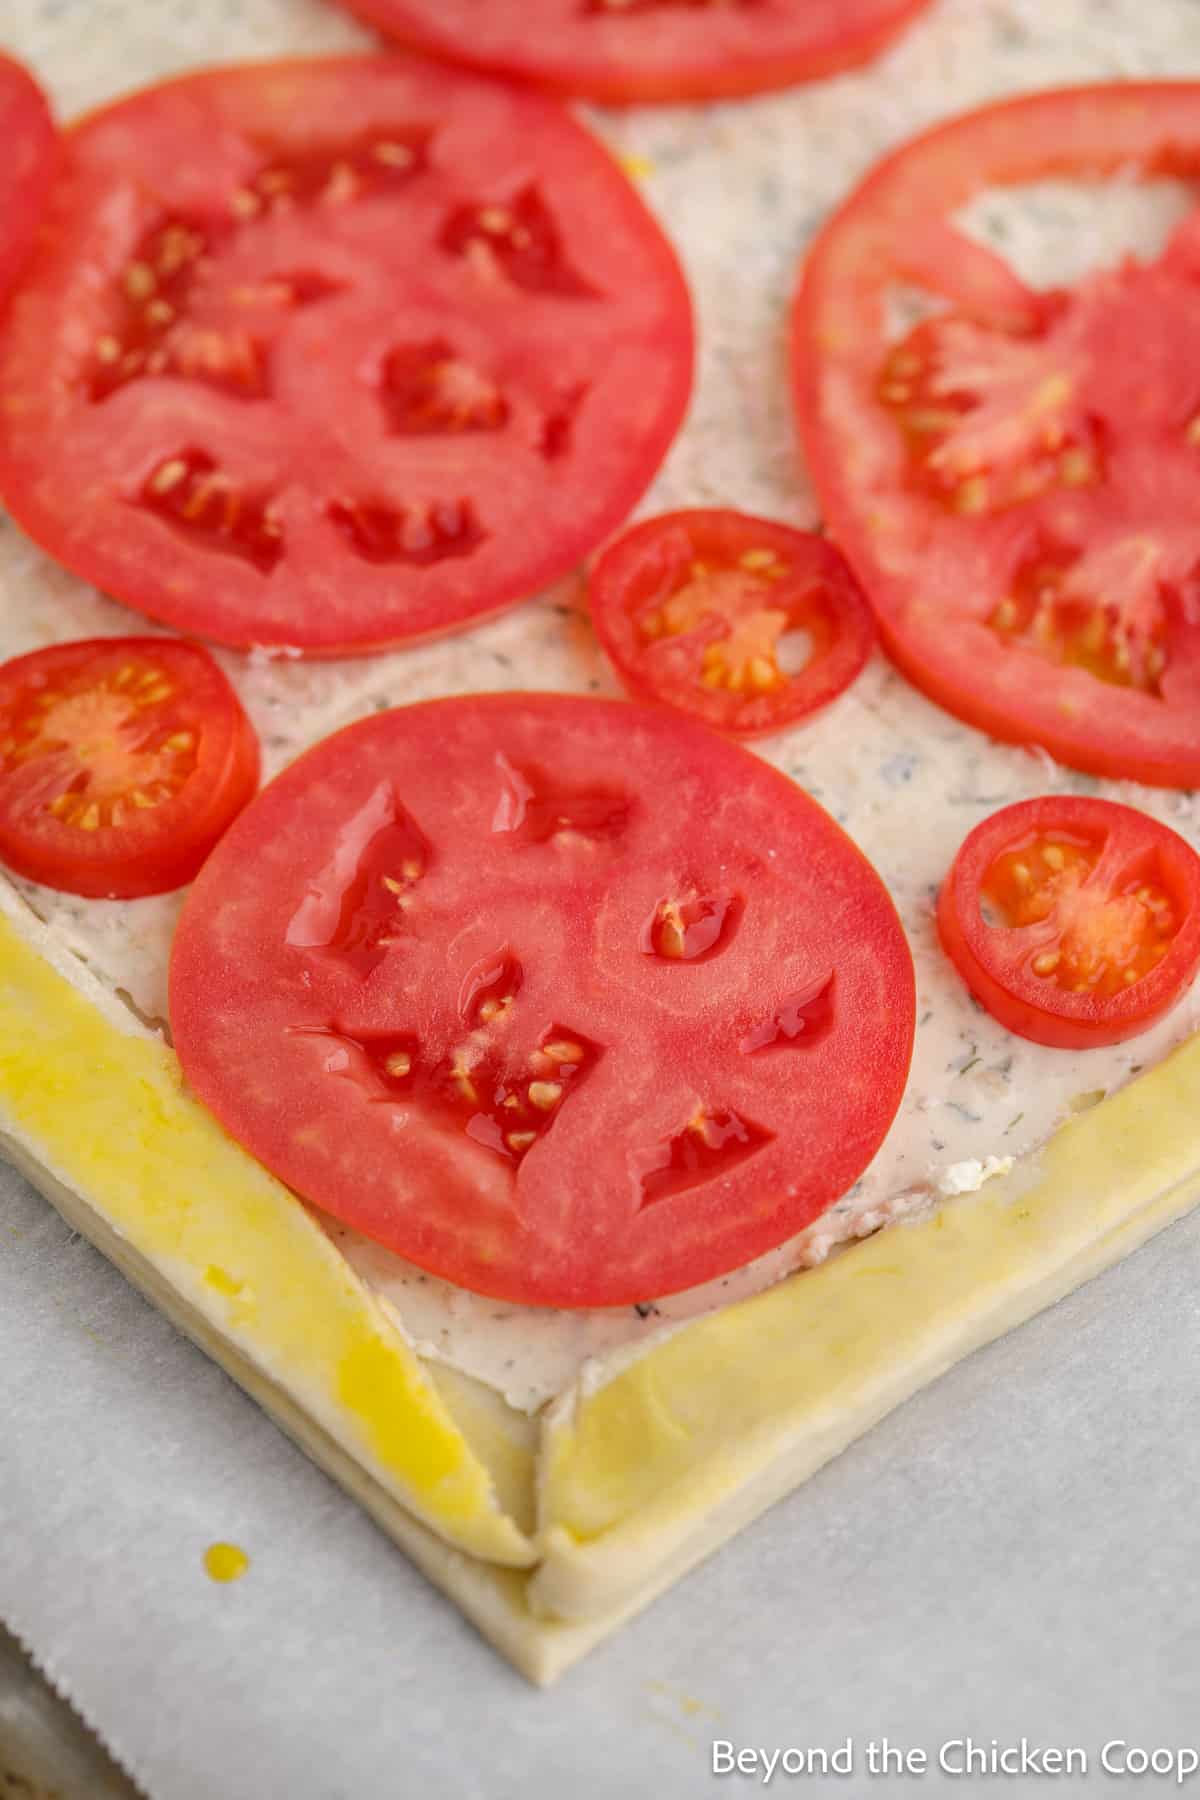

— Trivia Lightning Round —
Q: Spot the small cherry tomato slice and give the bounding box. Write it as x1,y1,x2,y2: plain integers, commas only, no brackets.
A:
792,84,1200,788
588,510,875,739
169,693,915,1307
0,638,260,899
0,57,692,655
937,797,1200,1050
0,54,57,304
338,0,935,106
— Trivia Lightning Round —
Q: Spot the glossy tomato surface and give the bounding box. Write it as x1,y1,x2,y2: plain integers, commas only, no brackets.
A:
0,57,693,655
793,85,1200,788
937,797,1200,1050
0,637,259,898
589,509,875,738
0,55,57,303
170,694,915,1308
338,0,935,105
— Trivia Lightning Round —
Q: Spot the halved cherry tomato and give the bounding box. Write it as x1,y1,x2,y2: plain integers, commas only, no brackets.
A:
937,797,1200,1050
0,55,57,305
169,694,915,1307
792,85,1200,788
0,58,693,655
589,510,875,739
0,638,260,898
338,0,935,105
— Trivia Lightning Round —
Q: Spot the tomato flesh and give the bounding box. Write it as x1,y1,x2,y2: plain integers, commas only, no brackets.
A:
589,511,875,739
793,84,1200,787
337,0,935,105
0,58,693,655
169,694,915,1308
0,638,260,899
0,55,57,305
937,797,1200,1050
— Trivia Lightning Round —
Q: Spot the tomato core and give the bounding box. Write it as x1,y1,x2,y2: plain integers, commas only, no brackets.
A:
983,832,1178,999
937,795,1200,1049
643,550,801,697
5,662,198,830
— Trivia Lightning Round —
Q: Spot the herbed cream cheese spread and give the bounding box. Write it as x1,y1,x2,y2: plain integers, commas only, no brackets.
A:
4,0,1200,1410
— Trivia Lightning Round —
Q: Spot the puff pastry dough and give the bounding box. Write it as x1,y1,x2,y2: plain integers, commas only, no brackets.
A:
3,876,1198,1682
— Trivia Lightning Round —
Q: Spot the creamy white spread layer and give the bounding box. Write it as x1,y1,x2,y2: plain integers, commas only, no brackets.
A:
5,0,1200,1411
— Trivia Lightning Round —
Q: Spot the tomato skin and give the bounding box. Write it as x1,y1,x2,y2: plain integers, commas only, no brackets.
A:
791,84,1200,789
937,797,1200,1051
338,0,934,106
0,57,693,656
0,638,260,899
169,693,915,1308
0,56,57,305
589,510,875,739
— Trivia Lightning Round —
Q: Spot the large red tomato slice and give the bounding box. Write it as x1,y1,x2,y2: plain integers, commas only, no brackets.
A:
169,694,915,1308
588,509,875,738
937,797,1200,1051
792,85,1200,789
0,58,693,655
338,0,935,106
0,55,57,303
0,637,259,899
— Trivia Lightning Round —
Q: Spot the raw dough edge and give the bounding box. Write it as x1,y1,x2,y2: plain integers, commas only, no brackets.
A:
0,888,534,1570
533,1033,1200,1623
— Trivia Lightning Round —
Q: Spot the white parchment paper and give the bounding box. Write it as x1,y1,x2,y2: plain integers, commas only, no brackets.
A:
6,1157,1200,1799
5,0,1200,1793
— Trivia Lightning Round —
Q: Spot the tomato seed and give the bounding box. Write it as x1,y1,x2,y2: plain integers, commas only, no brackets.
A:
123,261,156,300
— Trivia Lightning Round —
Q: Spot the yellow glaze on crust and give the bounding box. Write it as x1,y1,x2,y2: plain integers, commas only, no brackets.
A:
533,1031,1200,1623
425,1362,540,1538
0,905,534,1568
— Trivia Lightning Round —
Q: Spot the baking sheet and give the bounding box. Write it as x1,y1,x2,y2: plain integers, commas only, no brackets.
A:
5,0,1200,1791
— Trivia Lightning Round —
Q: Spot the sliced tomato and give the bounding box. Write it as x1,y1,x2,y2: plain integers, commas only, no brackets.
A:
937,797,1200,1050
589,510,875,739
792,84,1200,788
0,638,259,898
169,694,915,1307
0,58,692,655
338,0,935,105
0,55,57,304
